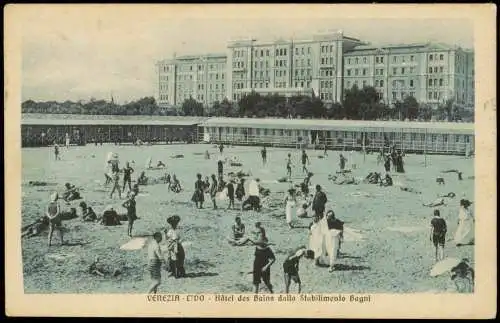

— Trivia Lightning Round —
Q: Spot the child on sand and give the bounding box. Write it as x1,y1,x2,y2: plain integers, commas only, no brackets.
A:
54,143,60,161
109,168,122,199
191,174,205,209
430,209,447,262
283,246,307,294
210,174,218,210
122,192,138,237
228,216,246,245
301,150,310,174
147,232,166,294
46,192,64,247
286,153,293,178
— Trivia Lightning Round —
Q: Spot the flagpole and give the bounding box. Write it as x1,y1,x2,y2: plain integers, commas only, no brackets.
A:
424,128,427,167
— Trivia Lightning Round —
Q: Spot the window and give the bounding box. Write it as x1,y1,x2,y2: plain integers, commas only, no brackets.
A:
346,81,351,88
347,69,351,76
440,54,444,60
376,57,379,64
434,67,438,73
393,68,397,75
410,80,414,87
434,79,438,86
284,49,287,56
439,66,444,73
363,57,367,63
410,55,415,61
355,58,359,64
392,92,397,100
266,50,269,56
380,57,384,63
355,69,359,76
348,58,351,64
362,80,367,88
375,80,379,87
401,67,405,74
429,79,433,86
330,45,333,52
429,54,433,61
429,67,432,73
362,69,367,76
439,79,443,86
380,80,384,87
433,92,438,99
295,48,299,55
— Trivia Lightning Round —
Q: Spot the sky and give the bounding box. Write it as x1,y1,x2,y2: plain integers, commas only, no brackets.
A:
17,4,475,104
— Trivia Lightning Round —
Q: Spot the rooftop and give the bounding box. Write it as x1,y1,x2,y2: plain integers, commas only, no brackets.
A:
201,117,475,133
21,114,208,126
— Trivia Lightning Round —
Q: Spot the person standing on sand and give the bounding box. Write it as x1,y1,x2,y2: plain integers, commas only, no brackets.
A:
227,180,235,209
191,173,205,209
122,192,138,237
339,153,347,171
165,215,186,278
286,154,293,179
54,143,60,161
219,143,224,155
454,199,474,246
301,150,310,174
430,209,447,262
147,232,166,294
210,174,218,210
122,162,134,193
46,192,64,247
235,178,246,202
283,246,307,294
109,166,122,199
217,159,224,179
261,146,267,165
253,237,276,294
312,185,327,218
284,188,297,229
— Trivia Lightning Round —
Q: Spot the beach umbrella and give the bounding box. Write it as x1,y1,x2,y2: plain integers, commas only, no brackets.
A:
430,257,461,277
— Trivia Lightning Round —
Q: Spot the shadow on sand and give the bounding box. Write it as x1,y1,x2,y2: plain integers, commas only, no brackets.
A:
333,264,371,271
183,272,219,279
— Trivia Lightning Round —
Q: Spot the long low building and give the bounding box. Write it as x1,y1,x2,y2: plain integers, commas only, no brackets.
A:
21,114,207,147
21,114,474,155
199,117,474,155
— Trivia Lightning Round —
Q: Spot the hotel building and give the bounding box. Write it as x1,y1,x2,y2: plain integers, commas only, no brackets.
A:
155,31,474,111
342,42,475,108
155,53,227,109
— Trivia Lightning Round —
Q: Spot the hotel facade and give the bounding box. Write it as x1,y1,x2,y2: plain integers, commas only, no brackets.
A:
155,31,474,111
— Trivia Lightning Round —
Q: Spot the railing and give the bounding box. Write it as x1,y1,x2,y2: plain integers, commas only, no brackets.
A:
198,133,471,155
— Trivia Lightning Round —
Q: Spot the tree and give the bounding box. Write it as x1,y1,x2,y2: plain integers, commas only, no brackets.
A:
238,91,262,117
181,97,204,116
401,96,419,120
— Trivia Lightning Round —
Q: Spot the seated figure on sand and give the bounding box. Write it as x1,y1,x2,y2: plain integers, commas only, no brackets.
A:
62,182,81,202
169,175,182,193
89,256,121,277
422,197,446,207
137,172,148,186
101,206,121,226
227,216,247,245
363,172,381,184
79,201,97,222
379,174,393,187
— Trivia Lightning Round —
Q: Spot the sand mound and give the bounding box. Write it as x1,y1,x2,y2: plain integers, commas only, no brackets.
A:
120,237,148,251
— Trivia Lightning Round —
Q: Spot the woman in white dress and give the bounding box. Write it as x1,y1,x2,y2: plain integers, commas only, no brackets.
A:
284,189,297,229
309,215,326,267
454,199,474,246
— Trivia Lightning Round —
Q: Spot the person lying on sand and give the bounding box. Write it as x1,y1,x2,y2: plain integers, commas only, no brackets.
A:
379,174,393,187
398,186,422,194
363,172,381,184
22,216,50,238
89,256,121,277
28,181,57,186
441,169,463,181
422,197,446,207
438,192,456,198
62,183,81,202
328,174,358,185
